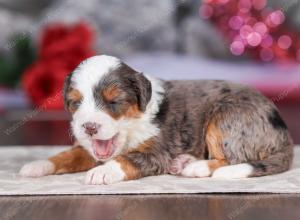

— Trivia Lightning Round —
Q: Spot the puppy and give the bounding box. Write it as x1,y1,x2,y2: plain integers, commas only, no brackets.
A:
20,55,294,184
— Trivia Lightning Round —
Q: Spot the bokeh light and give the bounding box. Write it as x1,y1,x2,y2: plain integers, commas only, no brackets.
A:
252,0,267,10
230,41,245,55
253,22,267,36
247,32,262,47
240,25,253,39
277,35,292,50
200,0,299,62
238,0,252,13
268,10,285,27
229,16,244,30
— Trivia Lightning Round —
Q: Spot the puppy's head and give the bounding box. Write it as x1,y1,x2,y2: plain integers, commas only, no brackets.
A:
64,55,152,161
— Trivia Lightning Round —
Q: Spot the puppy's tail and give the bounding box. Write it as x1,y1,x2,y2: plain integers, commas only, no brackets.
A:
248,146,293,177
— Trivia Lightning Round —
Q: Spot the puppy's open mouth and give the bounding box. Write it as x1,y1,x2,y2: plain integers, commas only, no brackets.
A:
91,134,118,159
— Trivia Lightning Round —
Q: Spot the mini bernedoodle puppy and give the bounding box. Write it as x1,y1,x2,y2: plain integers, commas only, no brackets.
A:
20,55,294,184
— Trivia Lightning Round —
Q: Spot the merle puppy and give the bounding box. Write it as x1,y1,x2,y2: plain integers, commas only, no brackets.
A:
20,55,294,184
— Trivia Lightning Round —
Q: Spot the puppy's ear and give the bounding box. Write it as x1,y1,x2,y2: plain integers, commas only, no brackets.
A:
63,72,74,110
134,72,152,112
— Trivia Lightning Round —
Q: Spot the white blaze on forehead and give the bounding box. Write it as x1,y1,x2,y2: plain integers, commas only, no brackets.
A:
71,55,121,111
72,55,121,92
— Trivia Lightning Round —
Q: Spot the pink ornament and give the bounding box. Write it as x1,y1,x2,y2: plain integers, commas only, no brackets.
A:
230,41,245,56
229,16,244,30
233,35,248,46
269,10,285,26
260,48,274,61
199,5,214,19
247,32,262,46
240,25,253,39
253,22,268,36
277,35,292,50
252,0,267,10
238,0,252,13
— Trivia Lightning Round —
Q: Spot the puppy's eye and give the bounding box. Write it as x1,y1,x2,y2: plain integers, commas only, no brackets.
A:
108,100,119,105
70,100,81,110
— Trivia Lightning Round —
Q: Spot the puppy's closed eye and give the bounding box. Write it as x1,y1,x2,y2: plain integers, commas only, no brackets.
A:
107,100,119,105
69,100,81,111
66,88,82,113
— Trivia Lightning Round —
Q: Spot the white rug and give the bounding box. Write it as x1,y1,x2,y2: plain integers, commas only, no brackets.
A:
1,146,300,195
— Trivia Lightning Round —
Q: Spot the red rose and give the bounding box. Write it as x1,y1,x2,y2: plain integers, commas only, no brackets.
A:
22,22,96,110
39,22,95,70
22,60,69,109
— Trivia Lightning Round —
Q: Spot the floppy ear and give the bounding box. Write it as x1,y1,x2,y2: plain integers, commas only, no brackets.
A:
134,72,152,112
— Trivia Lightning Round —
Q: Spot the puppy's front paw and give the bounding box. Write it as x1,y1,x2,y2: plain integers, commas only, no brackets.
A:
20,160,55,177
85,160,125,185
181,161,211,178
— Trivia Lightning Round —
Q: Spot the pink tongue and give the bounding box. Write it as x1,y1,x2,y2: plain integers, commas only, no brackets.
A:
92,139,113,157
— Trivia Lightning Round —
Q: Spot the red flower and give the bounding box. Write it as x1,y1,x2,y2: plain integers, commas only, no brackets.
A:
22,60,69,109
40,22,95,70
22,22,95,110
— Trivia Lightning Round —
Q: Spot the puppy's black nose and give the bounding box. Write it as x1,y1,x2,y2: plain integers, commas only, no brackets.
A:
83,122,100,136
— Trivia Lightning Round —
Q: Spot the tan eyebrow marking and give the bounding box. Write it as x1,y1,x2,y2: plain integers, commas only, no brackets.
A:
68,88,82,100
67,88,82,113
102,85,120,102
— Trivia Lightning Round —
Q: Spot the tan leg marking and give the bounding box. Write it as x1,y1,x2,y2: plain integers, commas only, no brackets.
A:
49,146,96,174
114,138,156,180
114,156,141,180
205,120,229,172
206,120,226,160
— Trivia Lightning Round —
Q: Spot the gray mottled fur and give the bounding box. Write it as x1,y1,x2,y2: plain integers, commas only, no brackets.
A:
126,79,293,177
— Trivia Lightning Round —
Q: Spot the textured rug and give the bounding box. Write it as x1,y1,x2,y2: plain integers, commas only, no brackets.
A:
1,146,300,195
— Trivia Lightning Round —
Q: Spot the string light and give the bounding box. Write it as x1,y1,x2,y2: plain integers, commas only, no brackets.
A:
200,0,299,62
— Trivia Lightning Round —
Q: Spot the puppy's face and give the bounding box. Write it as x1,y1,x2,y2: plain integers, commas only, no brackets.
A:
64,56,152,162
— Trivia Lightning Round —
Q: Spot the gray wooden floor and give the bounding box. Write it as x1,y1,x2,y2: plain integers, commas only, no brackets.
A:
1,194,300,220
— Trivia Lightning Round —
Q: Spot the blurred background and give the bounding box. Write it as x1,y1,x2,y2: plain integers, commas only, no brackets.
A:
0,0,299,146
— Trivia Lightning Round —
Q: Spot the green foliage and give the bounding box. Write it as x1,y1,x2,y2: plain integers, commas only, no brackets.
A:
0,34,36,88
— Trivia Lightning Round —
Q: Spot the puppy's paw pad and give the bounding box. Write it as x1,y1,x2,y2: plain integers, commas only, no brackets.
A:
19,160,55,177
169,154,196,175
181,161,211,178
85,161,125,185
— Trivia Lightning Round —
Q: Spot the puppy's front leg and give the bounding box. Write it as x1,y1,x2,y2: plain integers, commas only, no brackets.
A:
85,141,169,185
20,146,96,177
